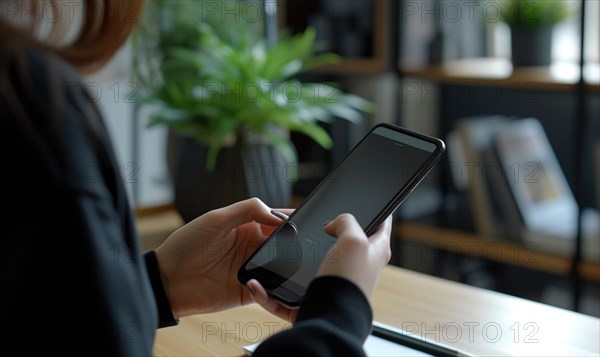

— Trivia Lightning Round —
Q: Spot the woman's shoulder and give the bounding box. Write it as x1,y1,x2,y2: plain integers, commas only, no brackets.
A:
2,41,79,86
29,47,92,104
1,42,96,127
1,42,112,191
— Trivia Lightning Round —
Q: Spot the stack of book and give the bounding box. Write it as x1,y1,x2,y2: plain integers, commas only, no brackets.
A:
447,115,599,261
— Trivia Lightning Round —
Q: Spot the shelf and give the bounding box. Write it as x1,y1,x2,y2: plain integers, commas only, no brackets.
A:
400,58,600,92
310,58,387,74
394,221,600,283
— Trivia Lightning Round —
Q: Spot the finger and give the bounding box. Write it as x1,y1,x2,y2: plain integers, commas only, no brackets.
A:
260,223,282,237
369,215,393,242
260,208,297,237
247,279,288,318
208,198,282,231
323,213,366,241
247,279,297,322
371,216,393,246
270,208,295,217
368,216,393,262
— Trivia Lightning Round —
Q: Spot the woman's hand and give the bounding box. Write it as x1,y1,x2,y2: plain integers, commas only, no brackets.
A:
245,278,300,323
154,198,289,318
318,213,392,299
249,213,392,322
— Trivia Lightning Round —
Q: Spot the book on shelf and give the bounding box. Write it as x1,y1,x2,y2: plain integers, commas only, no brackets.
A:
492,117,599,261
453,115,516,239
443,130,477,231
450,115,599,260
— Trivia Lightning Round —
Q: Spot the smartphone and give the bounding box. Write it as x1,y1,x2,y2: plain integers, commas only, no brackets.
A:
238,123,445,307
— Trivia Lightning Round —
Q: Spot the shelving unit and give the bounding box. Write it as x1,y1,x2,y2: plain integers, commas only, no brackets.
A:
276,0,599,312
398,58,600,274
394,1,598,312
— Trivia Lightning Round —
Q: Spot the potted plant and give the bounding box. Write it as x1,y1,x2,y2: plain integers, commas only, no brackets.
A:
496,0,572,66
132,0,372,222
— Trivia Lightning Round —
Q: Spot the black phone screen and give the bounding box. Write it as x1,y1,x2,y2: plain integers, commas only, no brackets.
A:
241,125,442,304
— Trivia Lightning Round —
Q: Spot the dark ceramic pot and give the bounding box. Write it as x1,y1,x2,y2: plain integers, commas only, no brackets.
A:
511,27,553,67
167,131,292,223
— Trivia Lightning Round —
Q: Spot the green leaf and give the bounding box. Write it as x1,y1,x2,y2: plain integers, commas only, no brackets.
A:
167,47,204,69
343,93,375,113
302,53,341,71
203,117,237,172
295,124,333,149
262,28,319,80
324,102,364,123
263,131,298,169
495,0,572,28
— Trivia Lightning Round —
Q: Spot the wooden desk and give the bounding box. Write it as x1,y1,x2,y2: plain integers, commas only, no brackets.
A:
153,265,599,356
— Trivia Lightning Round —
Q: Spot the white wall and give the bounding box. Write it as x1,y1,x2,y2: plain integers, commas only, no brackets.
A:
84,42,173,209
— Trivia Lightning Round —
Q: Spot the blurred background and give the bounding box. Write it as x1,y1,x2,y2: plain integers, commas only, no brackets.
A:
85,0,599,317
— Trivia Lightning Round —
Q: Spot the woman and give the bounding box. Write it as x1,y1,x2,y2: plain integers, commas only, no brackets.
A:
0,1,392,355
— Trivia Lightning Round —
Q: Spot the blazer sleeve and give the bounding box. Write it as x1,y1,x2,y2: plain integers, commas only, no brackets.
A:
143,250,180,328
254,276,372,357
